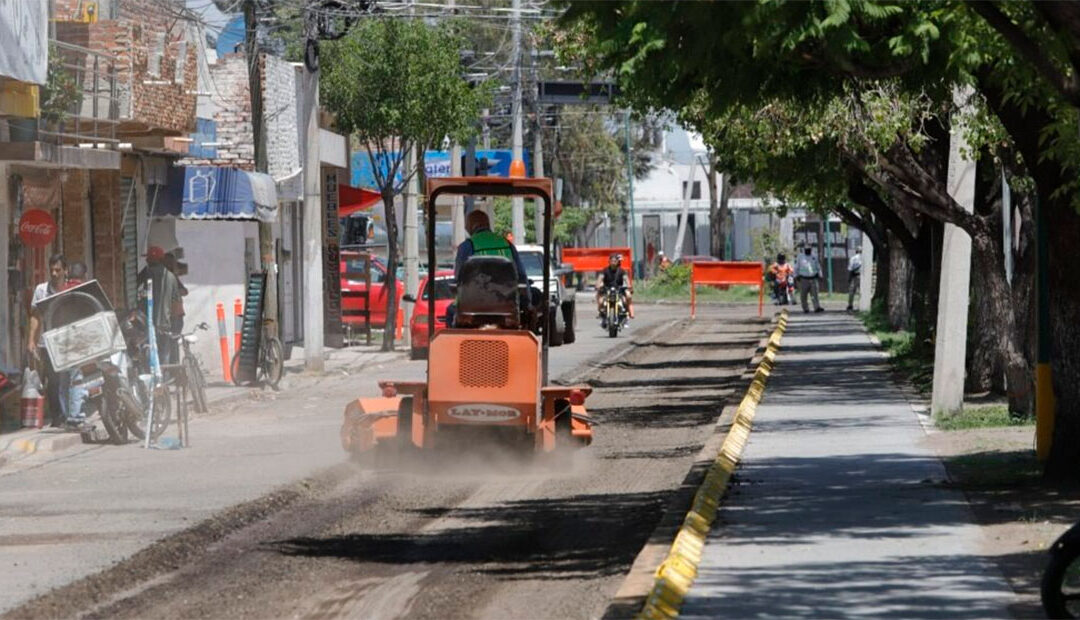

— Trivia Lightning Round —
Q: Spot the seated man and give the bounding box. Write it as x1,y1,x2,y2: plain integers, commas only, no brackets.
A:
595,253,634,322
451,211,533,328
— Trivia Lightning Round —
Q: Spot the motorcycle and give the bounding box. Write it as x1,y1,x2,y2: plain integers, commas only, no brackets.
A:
774,274,796,305
600,286,628,338
1042,520,1080,618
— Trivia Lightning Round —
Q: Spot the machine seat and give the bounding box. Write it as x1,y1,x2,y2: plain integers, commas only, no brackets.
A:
455,256,520,329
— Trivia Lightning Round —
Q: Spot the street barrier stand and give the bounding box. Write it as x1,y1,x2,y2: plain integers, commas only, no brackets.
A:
690,261,765,318
216,303,231,383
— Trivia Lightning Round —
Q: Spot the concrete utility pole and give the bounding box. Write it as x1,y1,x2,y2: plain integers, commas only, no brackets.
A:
931,86,977,416
533,111,545,245
859,231,874,312
301,38,324,371
510,0,525,241
243,0,278,336
451,142,466,246
402,148,419,347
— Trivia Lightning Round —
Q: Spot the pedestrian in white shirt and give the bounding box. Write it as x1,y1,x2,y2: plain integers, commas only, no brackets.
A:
847,251,862,312
794,247,824,313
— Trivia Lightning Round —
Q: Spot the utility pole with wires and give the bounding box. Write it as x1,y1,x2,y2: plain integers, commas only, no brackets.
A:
510,0,525,241
243,0,279,340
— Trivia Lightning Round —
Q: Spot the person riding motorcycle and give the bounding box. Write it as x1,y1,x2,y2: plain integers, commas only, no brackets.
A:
768,253,795,305
596,253,634,323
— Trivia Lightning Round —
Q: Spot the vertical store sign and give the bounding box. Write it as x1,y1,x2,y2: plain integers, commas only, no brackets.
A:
322,168,344,347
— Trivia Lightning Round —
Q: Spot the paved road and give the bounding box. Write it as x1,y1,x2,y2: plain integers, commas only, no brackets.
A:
680,311,1017,619
0,302,682,614
0,305,766,619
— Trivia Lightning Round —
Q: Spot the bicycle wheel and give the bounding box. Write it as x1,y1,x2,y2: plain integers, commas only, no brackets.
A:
1044,528,1080,618
184,355,208,414
263,336,284,388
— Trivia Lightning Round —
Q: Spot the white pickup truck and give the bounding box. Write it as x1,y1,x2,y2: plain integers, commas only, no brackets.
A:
517,244,576,346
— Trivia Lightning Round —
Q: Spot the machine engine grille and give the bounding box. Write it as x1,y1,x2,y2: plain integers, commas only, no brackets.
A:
459,340,510,388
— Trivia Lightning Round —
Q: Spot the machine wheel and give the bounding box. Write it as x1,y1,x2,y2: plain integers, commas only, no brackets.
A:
561,299,576,344
410,347,426,361
397,396,413,449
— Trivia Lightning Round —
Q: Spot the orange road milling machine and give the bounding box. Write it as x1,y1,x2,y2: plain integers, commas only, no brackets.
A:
341,177,594,459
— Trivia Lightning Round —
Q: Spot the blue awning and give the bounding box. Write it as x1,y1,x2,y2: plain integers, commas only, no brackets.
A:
180,166,278,222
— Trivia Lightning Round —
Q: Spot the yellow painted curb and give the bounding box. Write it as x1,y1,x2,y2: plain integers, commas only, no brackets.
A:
636,310,788,619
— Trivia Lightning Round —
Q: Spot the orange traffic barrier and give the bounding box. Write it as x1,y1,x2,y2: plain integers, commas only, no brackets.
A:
561,247,633,285
233,298,243,355
216,303,232,383
690,261,765,318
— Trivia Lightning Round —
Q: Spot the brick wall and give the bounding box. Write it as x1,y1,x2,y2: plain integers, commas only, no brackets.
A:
181,53,299,174
55,0,198,135
89,171,124,304
263,56,299,179
59,170,89,268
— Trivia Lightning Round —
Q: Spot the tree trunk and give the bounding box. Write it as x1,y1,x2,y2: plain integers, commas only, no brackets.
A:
887,231,913,329
873,225,891,310
381,191,398,351
909,220,940,358
708,157,730,259
966,247,999,394
1046,199,1080,475
971,229,1033,416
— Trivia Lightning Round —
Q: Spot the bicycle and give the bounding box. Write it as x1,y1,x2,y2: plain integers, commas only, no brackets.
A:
230,320,284,389
163,323,210,414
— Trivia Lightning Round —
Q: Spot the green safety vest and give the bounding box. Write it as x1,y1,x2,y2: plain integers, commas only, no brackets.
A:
470,230,514,260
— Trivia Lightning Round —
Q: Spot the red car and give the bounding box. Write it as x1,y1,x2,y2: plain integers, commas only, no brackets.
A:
340,251,403,329
408,270,455,359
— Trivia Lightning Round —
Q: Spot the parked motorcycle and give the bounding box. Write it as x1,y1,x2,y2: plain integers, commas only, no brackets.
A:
1042,520,1080,618
599,286,628,338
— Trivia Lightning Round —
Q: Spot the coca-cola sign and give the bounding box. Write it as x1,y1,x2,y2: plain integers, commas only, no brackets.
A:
18,209,56,248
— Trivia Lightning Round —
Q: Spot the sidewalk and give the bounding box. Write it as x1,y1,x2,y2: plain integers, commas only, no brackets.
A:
680,311,1016,618
0,344,403,468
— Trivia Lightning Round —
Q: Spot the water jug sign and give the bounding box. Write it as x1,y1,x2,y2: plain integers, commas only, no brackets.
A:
18,209,56,247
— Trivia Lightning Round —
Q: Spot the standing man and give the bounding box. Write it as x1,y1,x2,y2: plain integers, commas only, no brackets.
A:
163,252,188,361
795,246,825,314
846,249,862,312
25,254,87,430
138,246,183,364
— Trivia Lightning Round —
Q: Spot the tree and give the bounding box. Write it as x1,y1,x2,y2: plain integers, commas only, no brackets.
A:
321,18,488,350
562,0,1080,470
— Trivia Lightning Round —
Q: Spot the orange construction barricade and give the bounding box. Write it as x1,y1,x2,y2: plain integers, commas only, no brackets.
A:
690,261,765,318
561,247,633,285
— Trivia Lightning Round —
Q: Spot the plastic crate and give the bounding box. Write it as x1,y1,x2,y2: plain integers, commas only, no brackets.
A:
42,311,126,372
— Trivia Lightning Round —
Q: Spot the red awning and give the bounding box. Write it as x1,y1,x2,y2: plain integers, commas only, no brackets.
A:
339,184,382,217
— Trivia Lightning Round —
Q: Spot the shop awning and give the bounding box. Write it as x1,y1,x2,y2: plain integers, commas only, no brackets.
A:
339,184,381,217
180,166,278,222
